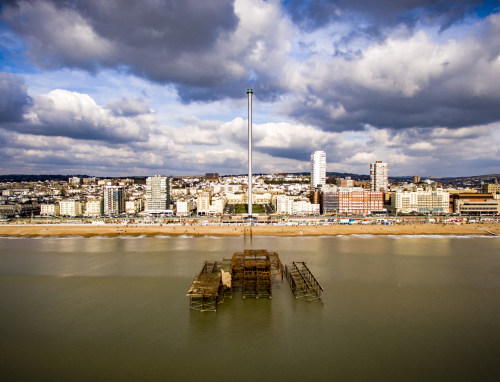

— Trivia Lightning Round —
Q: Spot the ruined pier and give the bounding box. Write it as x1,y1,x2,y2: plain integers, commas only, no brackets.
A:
186,261,227,312
230,249,283,298
285,261,324,300
188,250,322,312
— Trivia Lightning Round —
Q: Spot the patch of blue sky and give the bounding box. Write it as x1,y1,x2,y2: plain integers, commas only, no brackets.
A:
253,106,285,125
157,89,280,127
21,66,257,128
475,0,500,18
0,24,36,74
280,0,311,13
163,101,247,128
420,9,493,44
22,67,172,102
292,21,357,59
342,131,370,143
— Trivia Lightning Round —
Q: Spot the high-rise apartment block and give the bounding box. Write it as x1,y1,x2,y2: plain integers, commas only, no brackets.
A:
145,175,171,213
370,161,389,191
311,151,326,188
104,186,125,215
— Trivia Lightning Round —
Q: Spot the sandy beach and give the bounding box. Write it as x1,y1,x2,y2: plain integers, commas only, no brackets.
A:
0,223,499,237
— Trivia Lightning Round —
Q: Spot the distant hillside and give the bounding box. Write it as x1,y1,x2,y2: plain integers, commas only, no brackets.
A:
0,175,152,183
282,172,497,188
0,173,497,185
289,171,372,180
0,174,90,182
327,172,371,181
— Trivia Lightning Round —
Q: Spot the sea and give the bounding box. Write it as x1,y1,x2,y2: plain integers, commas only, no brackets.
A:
1,234,499,381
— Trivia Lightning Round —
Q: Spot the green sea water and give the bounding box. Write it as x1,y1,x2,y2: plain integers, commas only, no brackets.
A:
1,235,499,381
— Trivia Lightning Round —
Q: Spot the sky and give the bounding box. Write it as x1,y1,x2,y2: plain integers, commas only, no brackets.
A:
1,0,499,177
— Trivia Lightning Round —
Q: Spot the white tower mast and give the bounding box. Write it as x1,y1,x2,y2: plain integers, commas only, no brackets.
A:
247,89,253,218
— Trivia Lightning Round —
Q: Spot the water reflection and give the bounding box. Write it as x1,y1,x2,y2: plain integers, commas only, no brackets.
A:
1,236,500,381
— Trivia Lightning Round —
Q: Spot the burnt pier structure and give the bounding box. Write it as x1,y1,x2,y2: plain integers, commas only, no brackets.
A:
186,261,227,312
231,249,284,298
187,250,322,312
285,261,324,300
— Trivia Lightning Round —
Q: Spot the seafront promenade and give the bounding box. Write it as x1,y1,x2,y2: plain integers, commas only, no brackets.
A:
1,222,499,237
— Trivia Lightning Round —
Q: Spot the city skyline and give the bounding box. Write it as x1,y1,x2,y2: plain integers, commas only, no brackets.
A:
1,1,500,177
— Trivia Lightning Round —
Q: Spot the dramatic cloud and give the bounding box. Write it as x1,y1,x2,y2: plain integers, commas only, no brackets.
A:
284,0,486,31
0,72,31,122
1,0,291,101
19,89,153,142
284,16,500,131
2,0,237,67
221,118,341,160
1,0,499,176
106,98,151,117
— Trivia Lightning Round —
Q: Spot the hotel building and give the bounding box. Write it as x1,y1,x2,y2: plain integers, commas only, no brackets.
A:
40,203,60,216
392,188,450,214
59,200,83,217
323,190,384,215
85,199,104,217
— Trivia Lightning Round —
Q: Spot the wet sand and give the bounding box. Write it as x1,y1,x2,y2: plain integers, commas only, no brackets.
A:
0,223,499,237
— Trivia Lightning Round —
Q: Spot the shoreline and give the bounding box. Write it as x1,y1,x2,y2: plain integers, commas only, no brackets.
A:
0,223,499,238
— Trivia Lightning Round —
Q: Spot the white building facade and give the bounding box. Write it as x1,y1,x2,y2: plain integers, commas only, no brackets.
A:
59,200,83,217
40,203,60,216
370,161,389,191
392,192,419,214
197,191,211,215
292,200,320,215
275,196,293,215
392,189,450,214
274,196,320,216
176,201,190,216
145,175,170,213
311,151,326,188
85,200,103,217
125,199,143,215
208,198,226,215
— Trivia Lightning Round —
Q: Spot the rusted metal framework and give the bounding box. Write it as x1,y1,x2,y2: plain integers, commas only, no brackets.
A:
187,261,225,312
187,250,321,312
285,261,323,301
243,253,271,298
231,249,284,298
